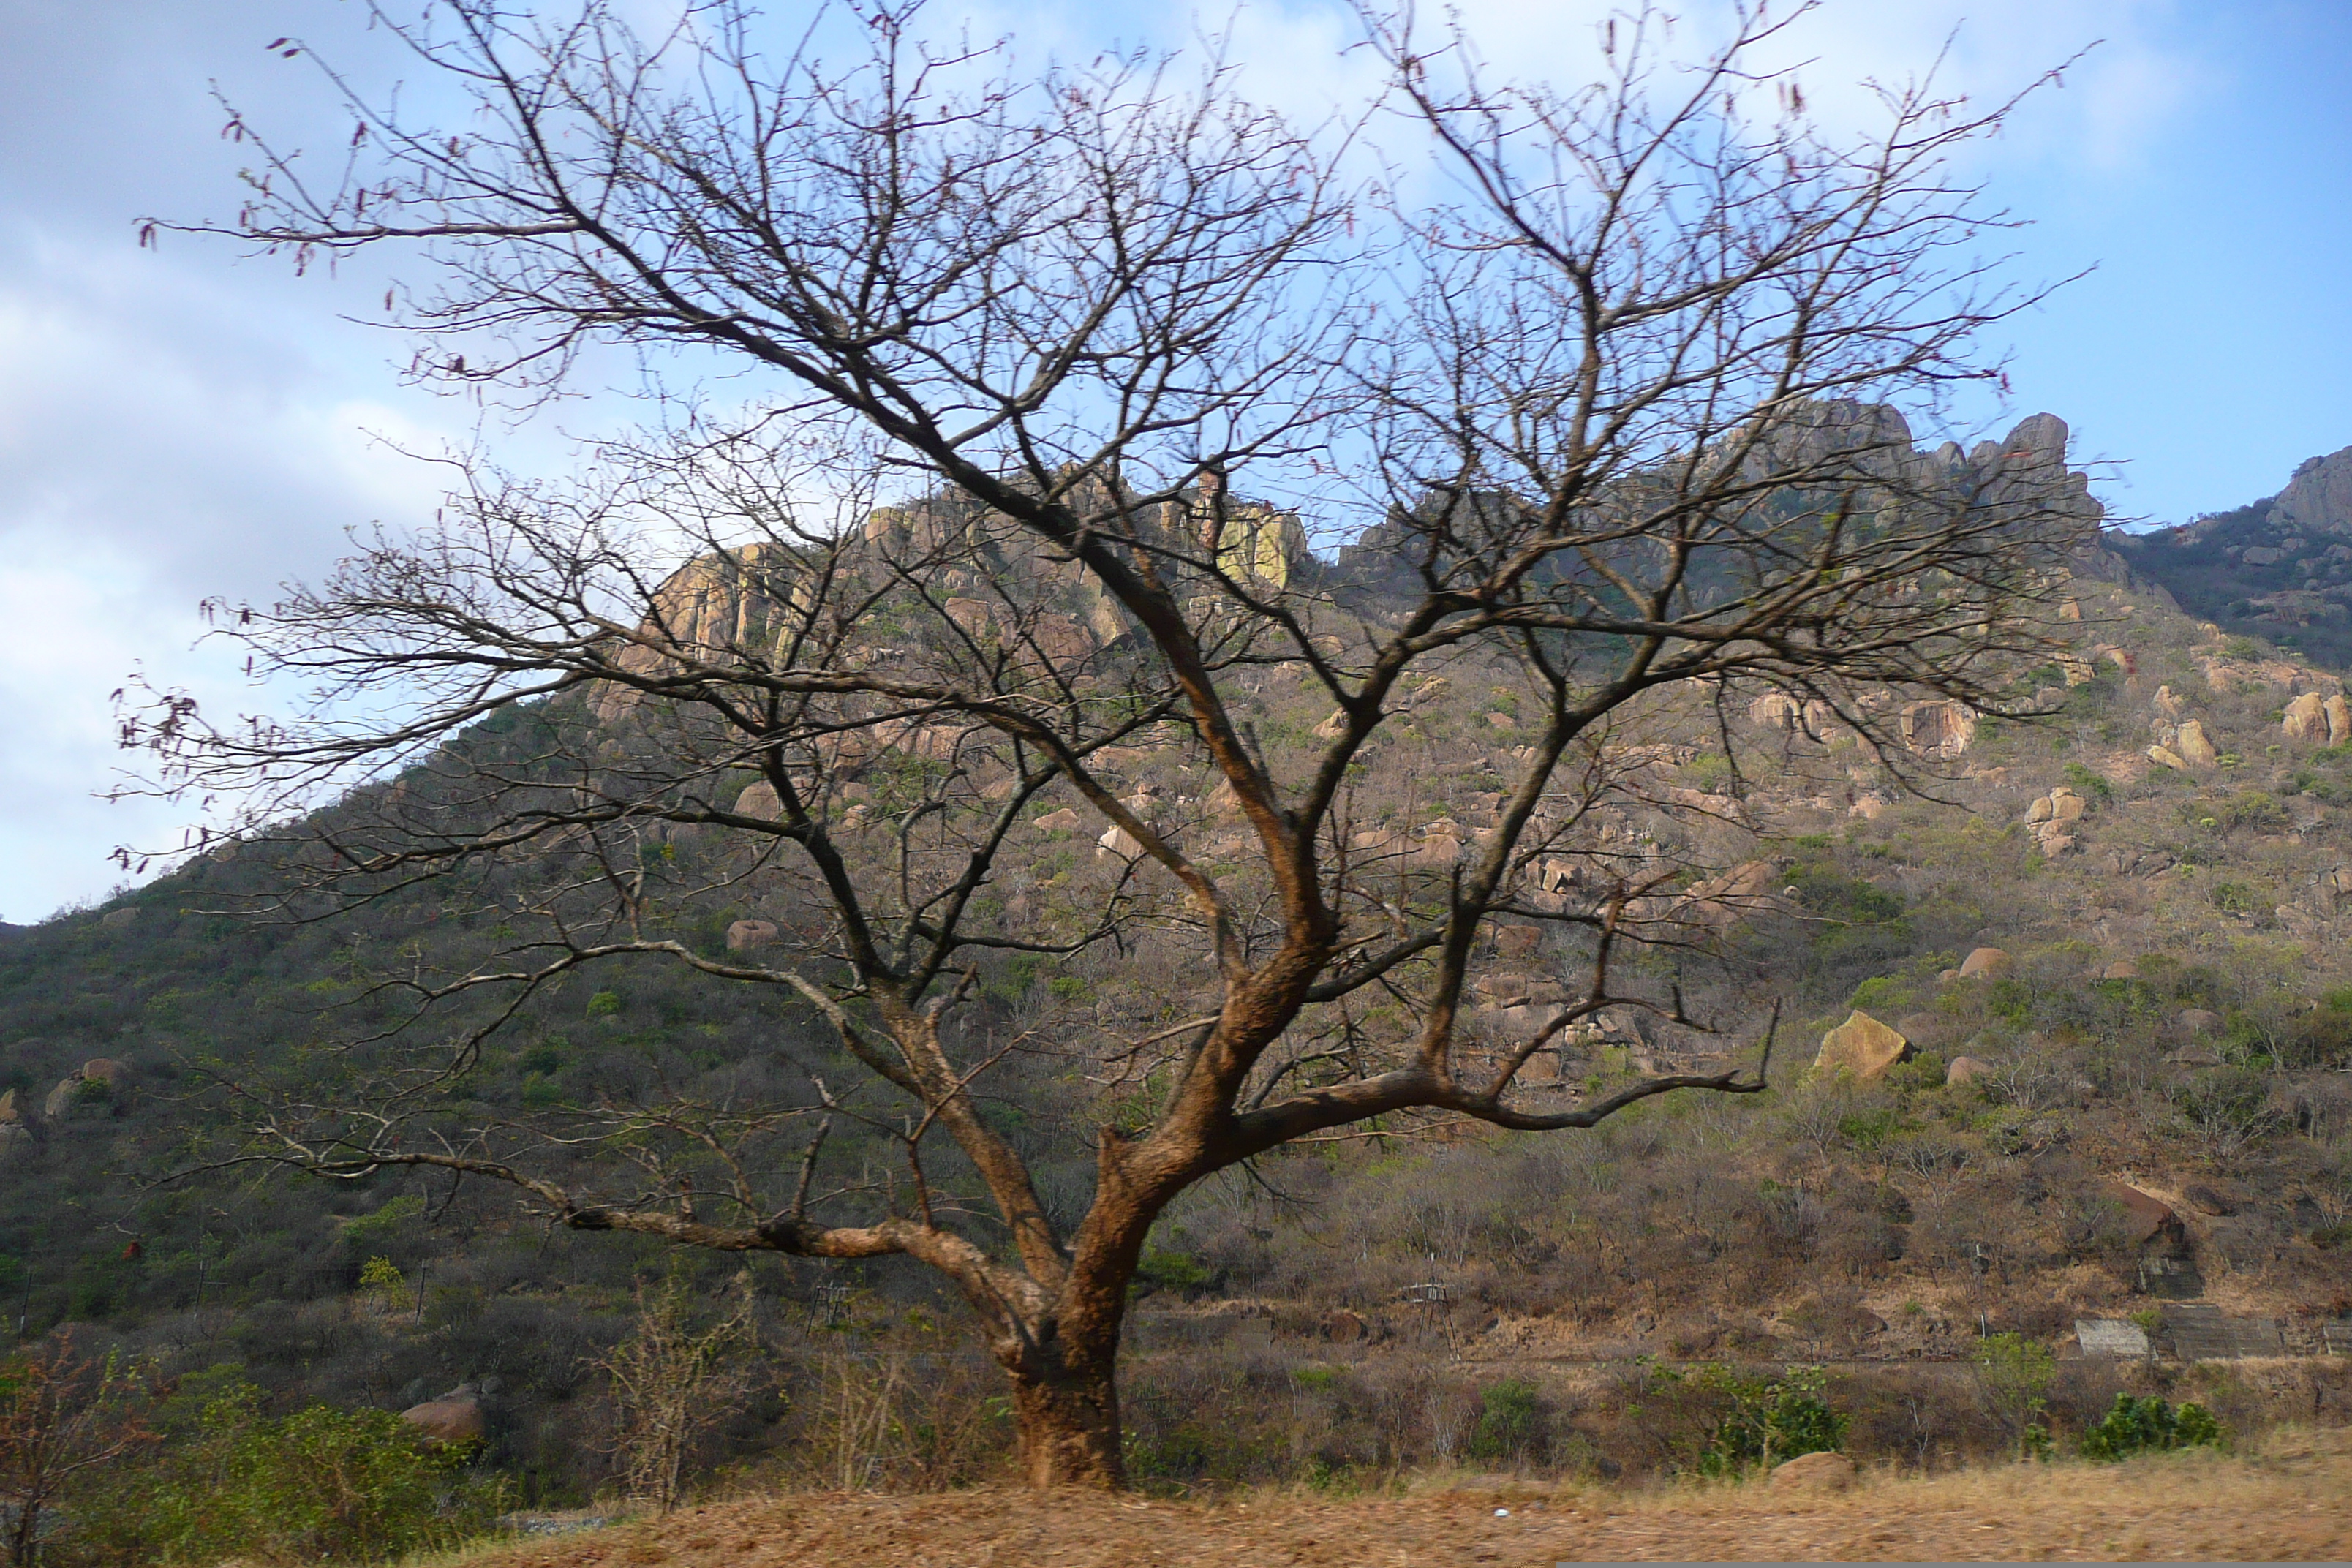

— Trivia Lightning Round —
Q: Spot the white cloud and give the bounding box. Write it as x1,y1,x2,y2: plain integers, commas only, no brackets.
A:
0,232,467,919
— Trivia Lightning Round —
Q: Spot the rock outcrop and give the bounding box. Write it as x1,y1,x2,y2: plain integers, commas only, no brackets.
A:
2107,442,2352,664
2024,787,2085,855
1899,700,1976,758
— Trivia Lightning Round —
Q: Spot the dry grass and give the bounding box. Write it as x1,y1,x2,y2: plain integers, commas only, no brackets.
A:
429,1425,2352,1565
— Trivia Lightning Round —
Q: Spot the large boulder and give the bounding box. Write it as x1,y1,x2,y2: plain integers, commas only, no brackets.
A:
80,1059,131,1090
1033,807,1082,832
1769,1450,1856,1492
2176,720,2220,770
400,1392,486,1447
725,919,779,951
2284,691,2328,741
1812,1011,1913,1081
1945,1055,1992,1087
1957,947,2013,981
1893,1012,1953,1049
2329,694,2352,745
734,781,785,821
2098,1181,2184,1248
1899,700,1975,758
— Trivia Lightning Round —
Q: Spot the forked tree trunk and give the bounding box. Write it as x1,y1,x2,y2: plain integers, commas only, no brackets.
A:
1005,1344,1124,1487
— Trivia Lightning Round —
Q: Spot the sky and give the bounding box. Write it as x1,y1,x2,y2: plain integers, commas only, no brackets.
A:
0,0,2347,922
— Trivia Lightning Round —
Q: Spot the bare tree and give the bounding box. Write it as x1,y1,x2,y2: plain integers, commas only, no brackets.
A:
599,1274,757,1515
0,1336,151,1566
123,0,2093,1485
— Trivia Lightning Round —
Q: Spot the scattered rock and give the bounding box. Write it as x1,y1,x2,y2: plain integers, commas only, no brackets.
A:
1945,1055,1991,1087
2176,720,2220,769
2147,745,2190,772
2153,684,2187,719
1493,924,1544,960
1957,947,2013,981
725,919,779,951
734,781,785,821
1769,1450,1855,1492
1097,825,1146,860
1749,692,1803,729
1812,1011,1914,1081
401,1392,486,1446
2277,904,2327,941
1672,860,1777,927
1033,808,1082,832
1312,709,1349,740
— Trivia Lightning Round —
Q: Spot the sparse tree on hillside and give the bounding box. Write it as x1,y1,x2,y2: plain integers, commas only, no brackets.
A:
123,0,2093,1485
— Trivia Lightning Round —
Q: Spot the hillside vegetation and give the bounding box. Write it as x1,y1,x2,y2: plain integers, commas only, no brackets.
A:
4,517,2352,1543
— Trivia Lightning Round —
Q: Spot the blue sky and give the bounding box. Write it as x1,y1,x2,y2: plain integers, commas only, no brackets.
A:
0,0,2346,920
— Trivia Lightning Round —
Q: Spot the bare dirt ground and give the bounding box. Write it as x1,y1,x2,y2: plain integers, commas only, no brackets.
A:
456,1427,2352,1565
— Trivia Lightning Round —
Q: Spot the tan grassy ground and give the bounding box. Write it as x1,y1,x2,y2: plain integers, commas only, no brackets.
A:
445,1428,2352,1565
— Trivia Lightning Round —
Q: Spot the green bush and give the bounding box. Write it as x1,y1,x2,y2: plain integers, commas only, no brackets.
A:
1636,1363,1845,1477
2077,1393,2225,1461
2060,763,2114,804
67,1380,505,1564
1466,1376,1544,1462
1134,1248,1213,1295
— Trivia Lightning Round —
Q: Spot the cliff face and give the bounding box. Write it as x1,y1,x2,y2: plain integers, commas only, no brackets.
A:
2108,444,2352,666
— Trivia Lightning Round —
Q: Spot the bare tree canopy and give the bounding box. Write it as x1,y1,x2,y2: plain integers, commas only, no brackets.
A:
120,0,2097,1486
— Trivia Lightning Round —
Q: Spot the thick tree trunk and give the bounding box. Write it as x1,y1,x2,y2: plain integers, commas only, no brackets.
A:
1006,1349,1124,1488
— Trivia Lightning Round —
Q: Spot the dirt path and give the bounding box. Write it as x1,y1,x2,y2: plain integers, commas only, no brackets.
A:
467,1431,2352,1564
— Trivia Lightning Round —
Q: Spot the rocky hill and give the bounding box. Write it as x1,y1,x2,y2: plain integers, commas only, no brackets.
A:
2109,444,2352,664
3,413,2351,1513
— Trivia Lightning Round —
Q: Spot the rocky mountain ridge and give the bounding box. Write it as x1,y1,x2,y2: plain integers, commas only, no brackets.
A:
2109,443,2352,664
